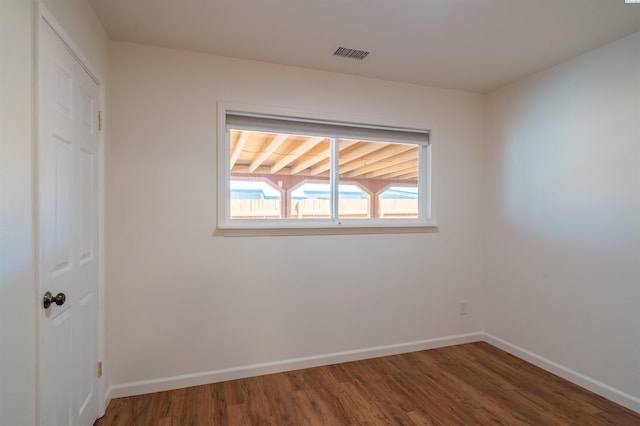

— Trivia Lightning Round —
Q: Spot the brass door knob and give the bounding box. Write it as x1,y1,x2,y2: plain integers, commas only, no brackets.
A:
43,291,66,309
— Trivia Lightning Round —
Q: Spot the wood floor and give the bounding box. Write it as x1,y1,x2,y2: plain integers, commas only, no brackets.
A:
95,342,640,425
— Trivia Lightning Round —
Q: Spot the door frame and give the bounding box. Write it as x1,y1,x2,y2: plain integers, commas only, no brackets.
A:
37,5,107,421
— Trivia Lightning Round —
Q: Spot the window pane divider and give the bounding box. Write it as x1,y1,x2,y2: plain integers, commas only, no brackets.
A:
330,137,339,221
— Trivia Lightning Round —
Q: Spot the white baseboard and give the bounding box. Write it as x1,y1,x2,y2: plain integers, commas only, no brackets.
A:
483,333,640,414
108,332,483,398
103,385,112,413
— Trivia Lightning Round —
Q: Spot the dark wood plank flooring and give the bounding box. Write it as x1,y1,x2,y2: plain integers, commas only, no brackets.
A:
95,342,640,425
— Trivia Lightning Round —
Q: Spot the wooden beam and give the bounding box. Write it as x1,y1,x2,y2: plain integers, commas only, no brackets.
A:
346,149,418,178
249,134,289,173
230,131,249,170
307,140,359,175
330,141,387,174
381,166,419,179
339,144,415,175
270,137,325,174
364,159,417,178
232,165,291,175
397,171,418,179
290,140,339,175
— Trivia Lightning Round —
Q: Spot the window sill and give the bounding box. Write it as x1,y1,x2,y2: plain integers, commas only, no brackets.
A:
214,224,439,237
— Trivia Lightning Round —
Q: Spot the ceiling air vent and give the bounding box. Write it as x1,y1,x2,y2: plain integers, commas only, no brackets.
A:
333,46,370,60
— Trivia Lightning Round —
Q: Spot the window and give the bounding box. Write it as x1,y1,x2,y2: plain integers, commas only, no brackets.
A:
218,107,433,232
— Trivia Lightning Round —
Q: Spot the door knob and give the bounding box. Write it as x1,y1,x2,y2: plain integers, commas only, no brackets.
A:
43,291,66,309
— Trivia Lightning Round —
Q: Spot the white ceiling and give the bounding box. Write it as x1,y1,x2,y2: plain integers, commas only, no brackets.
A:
89,0,640,93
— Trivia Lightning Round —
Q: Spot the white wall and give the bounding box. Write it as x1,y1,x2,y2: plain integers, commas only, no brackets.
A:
107,42,485,394
41,0,110,76
0,2,36,425
485,31,640,410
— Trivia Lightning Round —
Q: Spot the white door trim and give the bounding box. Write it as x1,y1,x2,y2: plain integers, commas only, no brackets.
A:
37,4,107,419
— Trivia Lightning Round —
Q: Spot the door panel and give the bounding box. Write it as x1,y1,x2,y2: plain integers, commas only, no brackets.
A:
79,148,94,262
76,292,94,415
52,135,73,275
53,310,72,426
39,20,100,426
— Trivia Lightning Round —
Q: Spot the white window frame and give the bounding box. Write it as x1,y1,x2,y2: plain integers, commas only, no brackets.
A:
216,103,437,235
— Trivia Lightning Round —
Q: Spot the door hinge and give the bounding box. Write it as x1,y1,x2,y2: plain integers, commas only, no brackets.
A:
98,111,103,131
97,361,103,378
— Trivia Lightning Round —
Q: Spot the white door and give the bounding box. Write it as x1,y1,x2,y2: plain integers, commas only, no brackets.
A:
39,19,101,426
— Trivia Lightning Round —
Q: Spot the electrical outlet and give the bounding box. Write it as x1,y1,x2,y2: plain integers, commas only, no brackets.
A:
459,301,468,316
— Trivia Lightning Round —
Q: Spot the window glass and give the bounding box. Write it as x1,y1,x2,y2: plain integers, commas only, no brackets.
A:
337,139,418,219
378,186,419,218
230,179,282,219
289,182,370,219
222,111,430,229
290,182,331,219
